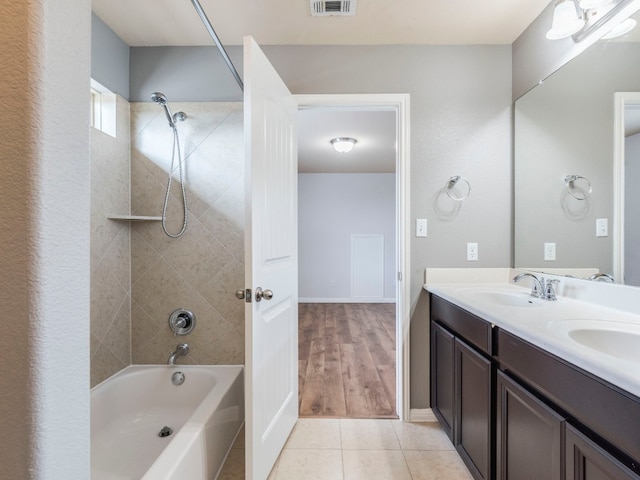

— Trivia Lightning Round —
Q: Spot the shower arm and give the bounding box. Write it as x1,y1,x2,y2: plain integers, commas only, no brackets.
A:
190,0,244,92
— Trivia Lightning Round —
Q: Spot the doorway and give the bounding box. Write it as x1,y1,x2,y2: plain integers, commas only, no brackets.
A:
295,94,411,420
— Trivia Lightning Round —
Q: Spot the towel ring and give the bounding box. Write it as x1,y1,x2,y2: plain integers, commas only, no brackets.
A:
564,175,592,200
445,175,471,201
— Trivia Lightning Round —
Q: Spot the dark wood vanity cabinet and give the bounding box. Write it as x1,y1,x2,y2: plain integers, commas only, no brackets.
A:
566,425,640,480
429,292,640,480
430,296,493,480
455,338,493,480
496,370,564,480
431,321,455,439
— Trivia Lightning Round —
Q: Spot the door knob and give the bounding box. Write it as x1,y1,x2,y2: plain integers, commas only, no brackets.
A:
235,289,246,300
255,287,273,302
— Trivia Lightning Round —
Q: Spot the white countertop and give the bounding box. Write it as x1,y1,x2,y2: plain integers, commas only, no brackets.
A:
425,281,640,399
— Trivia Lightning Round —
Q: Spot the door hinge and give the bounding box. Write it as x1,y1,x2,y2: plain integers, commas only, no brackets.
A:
398,272,403,281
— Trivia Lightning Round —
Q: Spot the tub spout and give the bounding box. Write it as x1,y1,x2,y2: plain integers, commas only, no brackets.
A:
168,343,189,365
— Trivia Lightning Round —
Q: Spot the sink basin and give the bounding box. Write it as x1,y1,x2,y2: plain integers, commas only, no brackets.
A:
463,288,543,308
549,320,640,364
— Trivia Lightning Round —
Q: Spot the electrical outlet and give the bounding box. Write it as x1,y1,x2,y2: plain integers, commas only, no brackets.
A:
544,242,556,261
467,242,478,261
416,219,428,237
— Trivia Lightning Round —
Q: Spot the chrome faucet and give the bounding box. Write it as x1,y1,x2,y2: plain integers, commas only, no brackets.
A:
585,272,614,283
513,272,544,298
513,273,559,301
168,343,189,365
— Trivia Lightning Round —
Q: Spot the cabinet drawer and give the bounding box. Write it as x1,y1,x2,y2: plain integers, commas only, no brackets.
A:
430,294,493,355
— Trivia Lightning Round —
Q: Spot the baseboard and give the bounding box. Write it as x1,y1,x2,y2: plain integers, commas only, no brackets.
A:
299,297,396,304
409,408,438,422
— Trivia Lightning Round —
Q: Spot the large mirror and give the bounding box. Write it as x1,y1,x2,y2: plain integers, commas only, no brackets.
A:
514,11,640,286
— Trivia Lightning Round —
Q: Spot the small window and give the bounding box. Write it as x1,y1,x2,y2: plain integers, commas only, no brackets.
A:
90,79,116,137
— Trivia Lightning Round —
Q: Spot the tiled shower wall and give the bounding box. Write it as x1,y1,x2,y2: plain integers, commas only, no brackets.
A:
90,95,132,387
90,100,245,387
129,102,245,366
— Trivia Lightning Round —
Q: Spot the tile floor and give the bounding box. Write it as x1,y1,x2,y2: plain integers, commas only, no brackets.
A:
218,418,473,480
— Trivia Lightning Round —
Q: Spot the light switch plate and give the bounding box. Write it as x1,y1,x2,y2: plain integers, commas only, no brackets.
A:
596,218,608,237
416,219,427,237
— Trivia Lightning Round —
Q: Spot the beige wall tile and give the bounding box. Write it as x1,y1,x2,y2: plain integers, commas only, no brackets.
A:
130,102,245,367
91,101,244,387
90,95,131,388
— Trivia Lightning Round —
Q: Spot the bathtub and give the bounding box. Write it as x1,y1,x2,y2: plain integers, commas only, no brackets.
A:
91,365,244,480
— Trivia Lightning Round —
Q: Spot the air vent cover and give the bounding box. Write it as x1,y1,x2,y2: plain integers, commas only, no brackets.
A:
310,0,357,16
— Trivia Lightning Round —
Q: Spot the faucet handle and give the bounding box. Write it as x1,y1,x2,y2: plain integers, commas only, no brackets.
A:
532,276,544,297
544,279,559,301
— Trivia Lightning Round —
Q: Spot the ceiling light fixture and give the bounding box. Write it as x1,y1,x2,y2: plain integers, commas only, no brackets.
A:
547,0,640,41
330,137,357,153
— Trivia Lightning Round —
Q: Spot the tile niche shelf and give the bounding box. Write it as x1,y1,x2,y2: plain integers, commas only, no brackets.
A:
106,214,162,221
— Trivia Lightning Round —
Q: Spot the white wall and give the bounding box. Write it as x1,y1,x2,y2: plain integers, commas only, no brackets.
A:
625,132,640,285
1,1,90,477
299,173,396,302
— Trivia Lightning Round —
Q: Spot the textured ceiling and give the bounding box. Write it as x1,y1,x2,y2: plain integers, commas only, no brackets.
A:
92,0,552,47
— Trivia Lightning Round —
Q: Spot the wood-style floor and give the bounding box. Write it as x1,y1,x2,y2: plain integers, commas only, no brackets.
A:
298,303,397,418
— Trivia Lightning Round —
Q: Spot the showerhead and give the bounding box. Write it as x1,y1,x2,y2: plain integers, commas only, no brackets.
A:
150,92,168,106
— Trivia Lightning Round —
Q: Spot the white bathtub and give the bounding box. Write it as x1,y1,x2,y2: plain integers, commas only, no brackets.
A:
91,365,244,480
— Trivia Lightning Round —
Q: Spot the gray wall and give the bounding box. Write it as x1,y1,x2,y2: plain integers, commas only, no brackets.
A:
129,44,513,408
130,46,244,102
626,132,640,285
91,13,129,99
298,173,396,301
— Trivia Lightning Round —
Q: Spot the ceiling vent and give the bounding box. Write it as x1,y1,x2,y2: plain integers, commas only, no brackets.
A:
310,0,357,16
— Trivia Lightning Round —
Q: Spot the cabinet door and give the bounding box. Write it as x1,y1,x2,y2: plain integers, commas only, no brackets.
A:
497,371,564,480
566,424,640,480
455,338,493,480
431,321,455,441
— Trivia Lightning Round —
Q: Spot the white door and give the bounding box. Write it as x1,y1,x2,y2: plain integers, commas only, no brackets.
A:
243,36,298,480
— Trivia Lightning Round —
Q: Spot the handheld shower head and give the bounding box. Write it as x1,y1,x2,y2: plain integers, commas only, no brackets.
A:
151,91,177,127
150,92,168,106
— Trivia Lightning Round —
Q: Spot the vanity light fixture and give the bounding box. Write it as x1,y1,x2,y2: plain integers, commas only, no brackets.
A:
577,0,612,9
330,137,357,153
547,0,585,39
601,16,637,37
547,0,640,41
